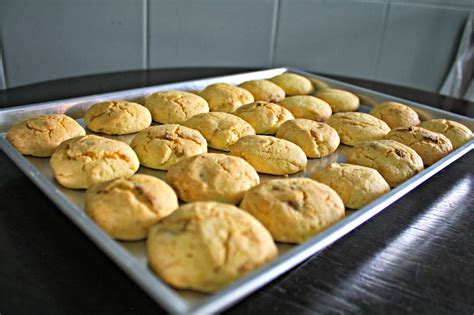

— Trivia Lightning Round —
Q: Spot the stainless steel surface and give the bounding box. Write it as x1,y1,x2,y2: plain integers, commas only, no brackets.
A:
0,68,472,313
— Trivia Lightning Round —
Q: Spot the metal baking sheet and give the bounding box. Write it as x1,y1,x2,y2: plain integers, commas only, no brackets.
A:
0,68,472,314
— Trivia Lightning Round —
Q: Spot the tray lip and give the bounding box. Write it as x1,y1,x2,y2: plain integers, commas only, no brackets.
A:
0,67,472,314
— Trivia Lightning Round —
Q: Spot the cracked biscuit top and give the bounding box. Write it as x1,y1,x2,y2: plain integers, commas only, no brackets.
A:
238,79,286,103
166,153,259,204
279,95,332,122
200,83,254,113
268,73,314,96
240,178,345,243
84,100,152,135
50,135,139,189
419,119,472,149
7,114,85,157
316,89,360,113
370,101,420,129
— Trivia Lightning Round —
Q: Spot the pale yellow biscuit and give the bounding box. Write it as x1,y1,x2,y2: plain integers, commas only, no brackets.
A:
85,174,178,241
370,101,420,129
130,124,207,170
183,112,255,151
327,112,390,146
316,89,359,112
50,135,140,189
200,83,254,113
419,119,472,149
230,135,307,175
311,163,390,209
147,201,277,293
84,100,152,135
240,178,345,243
279,95,332,121
233,101,294,135
276,119,340,158
7,114,85,157
144,90,209,124
238,79,286,102
166,153,259,204
384,126,453,165
269,73,314,96
347,140,424,187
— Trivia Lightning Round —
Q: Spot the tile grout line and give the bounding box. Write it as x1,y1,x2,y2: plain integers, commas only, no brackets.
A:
373,1,391,80
143,0,149,70
268,0,281,67
0,32,7,89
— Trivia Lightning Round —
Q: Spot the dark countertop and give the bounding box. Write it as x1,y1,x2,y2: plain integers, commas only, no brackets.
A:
0,68,473,314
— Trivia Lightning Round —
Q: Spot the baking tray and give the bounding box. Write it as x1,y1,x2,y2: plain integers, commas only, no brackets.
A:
0,68,472,313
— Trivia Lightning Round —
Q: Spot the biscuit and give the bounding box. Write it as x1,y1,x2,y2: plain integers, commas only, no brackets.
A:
144,90,209,124
269,73,314,96
183,112,255,151
370,101,420,129
50,135,140,189
230,135,307,175
240,178,345,243
166,153,259,204
276,119,340,158
311,163,390,209
316,89,359,112
85,174,178,241
279,95,332,121
327,112,390,146
384,126,453,165
130,124,207,170
347,140,424,187
200,83,254,113
238,79,285,102
84,100,152,135
233,101,294,135
419,119,472,149
7,114,85,157
147,201,277,293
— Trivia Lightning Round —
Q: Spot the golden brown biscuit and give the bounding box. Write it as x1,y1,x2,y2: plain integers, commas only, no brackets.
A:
183,112,255,151
144,90,209,124
279,95,332,121
419,119,472,149
233,101,294,135
327,112,390,146
240,178,345,243
269,73,314,96
384,126,453,165
50,135,140,189
316,89,359,112
200,83,254,113
130,125,207,170
84,100,152,135
238,79,286,102
7,114,85,157
311,163,390,209
276,119,340,158
85,174,178,241
370,101,420,129
230,135,307,175
147,201,277,293
347,140,424,187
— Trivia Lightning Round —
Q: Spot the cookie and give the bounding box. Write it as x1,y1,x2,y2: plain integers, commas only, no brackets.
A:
200,83,254,113
230,135,307,175
384,126,453,165
183,112,255,151
279,95,332,121
370,101,420,129
419,119,472,149
7,114,85,157
233,101,294,135
276,119,340,158
238,79,285,102
85,174,178,241
316,89,359,112
240,178,345,243
166,153,259,204
144,90,209,124
327,112,390,146
269,73,314,96
147,201,277,293
84,100,152,135
347,140,424,187
50,135,140,189
311,163,390,209
130,124,207,170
